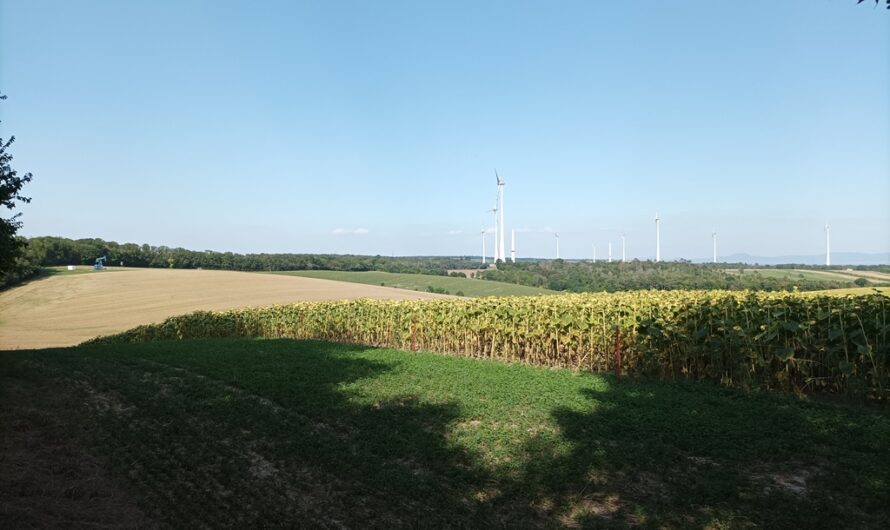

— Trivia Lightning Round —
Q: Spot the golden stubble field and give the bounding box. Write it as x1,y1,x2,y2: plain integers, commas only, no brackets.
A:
0,268,448,350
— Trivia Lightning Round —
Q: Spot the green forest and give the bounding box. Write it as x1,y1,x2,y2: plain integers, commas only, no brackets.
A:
479,260,882,292
1,236,477,287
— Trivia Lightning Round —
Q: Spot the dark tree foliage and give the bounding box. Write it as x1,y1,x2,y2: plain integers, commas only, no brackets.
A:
481,260,870,293
0,93,34,278
20,236,479,276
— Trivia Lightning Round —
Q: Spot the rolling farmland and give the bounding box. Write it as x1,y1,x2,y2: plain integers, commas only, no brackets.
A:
271,270,555,297
729,268,890,285
0,268,447,350
2,266,888,528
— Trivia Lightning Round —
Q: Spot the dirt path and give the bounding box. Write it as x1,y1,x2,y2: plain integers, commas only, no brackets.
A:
0,268,447,350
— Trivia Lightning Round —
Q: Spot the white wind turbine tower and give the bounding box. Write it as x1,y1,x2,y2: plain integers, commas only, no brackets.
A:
495,171,506,263
555,232,560,259
621,235,626,262
489,207,498,262
655,212,661,262
481,228,486,264
593,244,596,262
712,229,717,264
608,241,612,263
511,228,516,263
825,224,831,266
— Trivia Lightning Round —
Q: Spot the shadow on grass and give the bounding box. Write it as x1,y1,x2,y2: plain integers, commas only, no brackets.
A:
23,339,497,528
512,380,890,528
4,339,889,529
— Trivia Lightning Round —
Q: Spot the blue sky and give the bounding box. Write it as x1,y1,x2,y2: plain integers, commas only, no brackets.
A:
2,1,887,259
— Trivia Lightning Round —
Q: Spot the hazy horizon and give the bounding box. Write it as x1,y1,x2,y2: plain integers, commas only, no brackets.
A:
2,1,888,260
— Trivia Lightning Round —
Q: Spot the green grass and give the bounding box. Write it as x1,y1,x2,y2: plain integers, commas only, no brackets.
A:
270,270,555,297
2,338,888,528
43,265,114,276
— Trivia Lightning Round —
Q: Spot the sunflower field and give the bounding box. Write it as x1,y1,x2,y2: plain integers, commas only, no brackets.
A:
93,290,889,399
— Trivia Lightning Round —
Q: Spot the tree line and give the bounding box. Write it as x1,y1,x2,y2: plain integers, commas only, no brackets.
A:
1,235,478,288
3,235,884,293
480,259,868,292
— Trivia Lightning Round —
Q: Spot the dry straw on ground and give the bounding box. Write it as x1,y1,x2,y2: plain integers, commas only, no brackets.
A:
0,268,447,350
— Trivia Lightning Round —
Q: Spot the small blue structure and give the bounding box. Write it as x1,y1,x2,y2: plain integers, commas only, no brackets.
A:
94,256,107,271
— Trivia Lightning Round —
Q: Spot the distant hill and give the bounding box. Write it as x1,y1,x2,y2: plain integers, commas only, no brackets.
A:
696,253,890,266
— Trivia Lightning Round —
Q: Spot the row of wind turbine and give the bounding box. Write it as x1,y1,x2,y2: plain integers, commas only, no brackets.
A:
480,186,831,264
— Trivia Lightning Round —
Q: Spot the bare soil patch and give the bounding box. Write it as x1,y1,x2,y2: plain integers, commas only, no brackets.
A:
748,463,823,497
0,268,447,349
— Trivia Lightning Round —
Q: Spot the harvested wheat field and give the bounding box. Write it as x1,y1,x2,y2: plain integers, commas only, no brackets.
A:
0,268,447,350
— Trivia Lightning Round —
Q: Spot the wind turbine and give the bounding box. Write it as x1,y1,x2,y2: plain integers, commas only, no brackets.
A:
825,224,831,266
555,232,560,260
621,235,626,262
511,228,516,263
655,212,661,262
495,171,506,263
593,244,596,262
712,229,717,264
481,228,486,264
488,207,498,262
